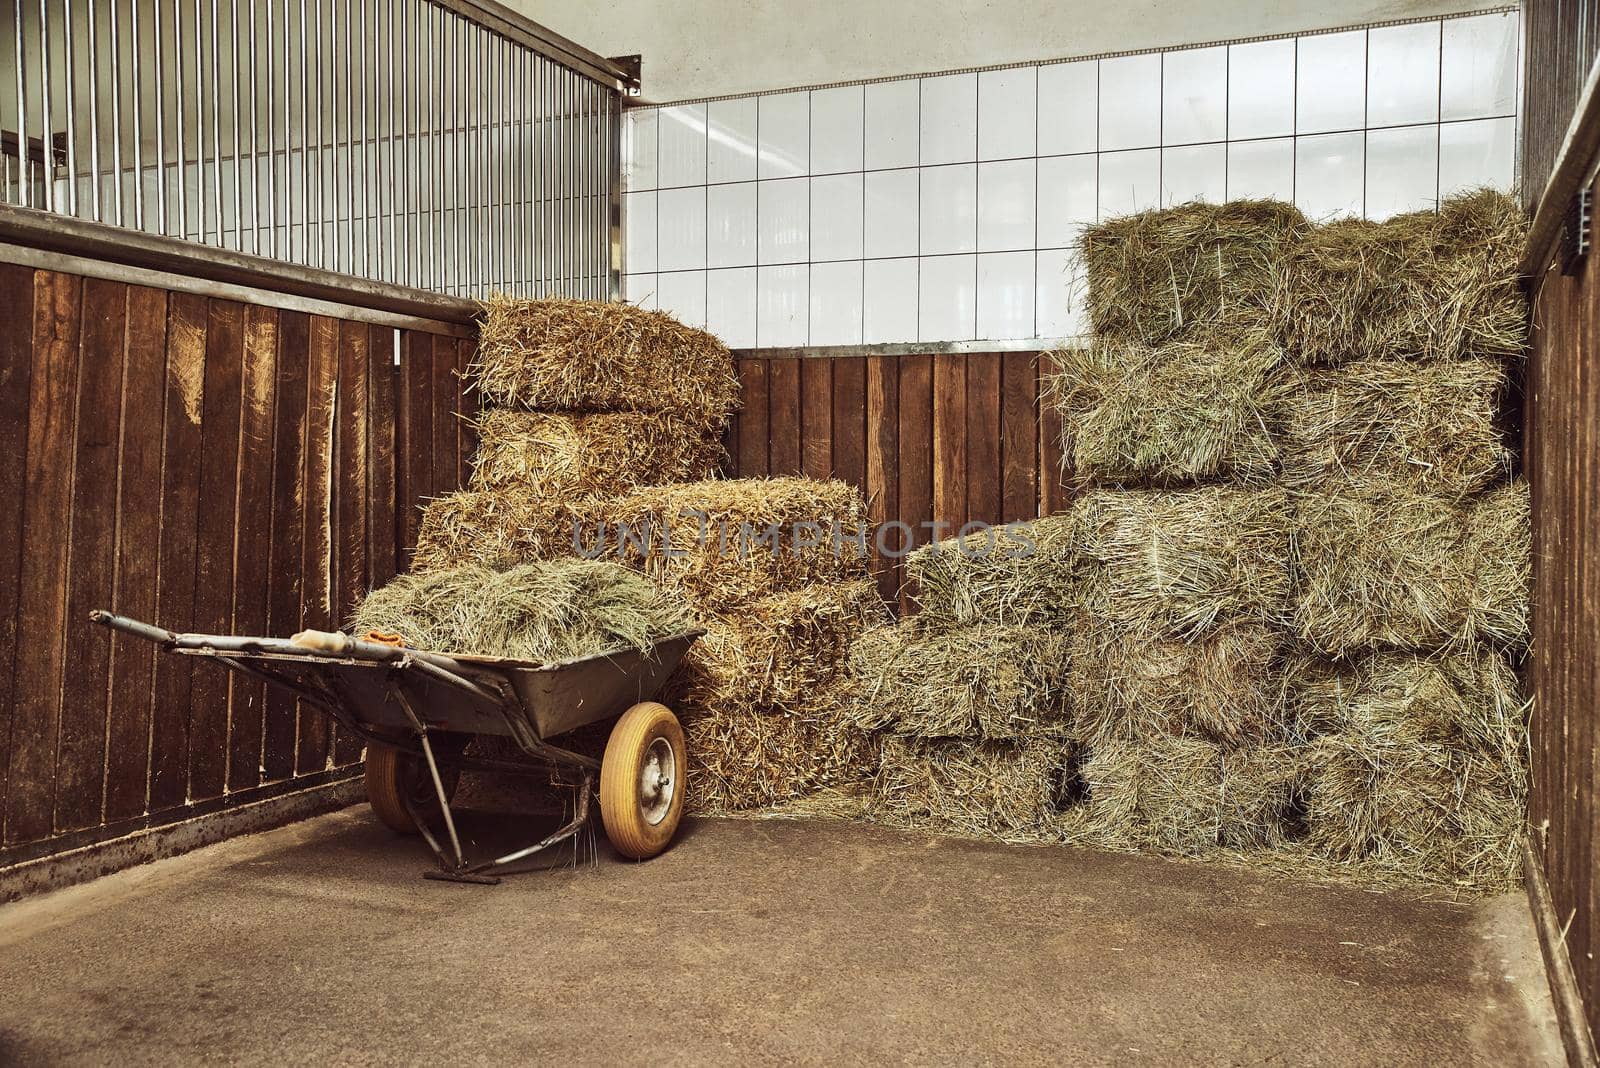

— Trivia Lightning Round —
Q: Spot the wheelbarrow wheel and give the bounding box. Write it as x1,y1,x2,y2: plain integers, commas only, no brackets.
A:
365,742,461,835
600,702,686,860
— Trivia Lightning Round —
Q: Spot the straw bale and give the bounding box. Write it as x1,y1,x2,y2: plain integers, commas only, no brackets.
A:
468,409,723,495
411,488,594,573
871,735,1067,836
907,515,1078,630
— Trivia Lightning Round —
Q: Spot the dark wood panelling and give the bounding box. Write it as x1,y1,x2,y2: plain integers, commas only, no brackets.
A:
0,264,467,865
965,353,1002,529
1001,352,1039,525
736,358,769,477
801,359,833,480
895,356,934,613
932,354,968,535
832,357,867,492
767,358,801,475
865,356,900,605
1528,241,1600,1041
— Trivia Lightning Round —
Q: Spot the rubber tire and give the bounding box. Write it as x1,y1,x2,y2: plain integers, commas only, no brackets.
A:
600,702,686,860
364,742,460,835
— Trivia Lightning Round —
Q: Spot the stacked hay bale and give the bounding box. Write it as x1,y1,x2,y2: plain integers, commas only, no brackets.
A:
411,297,880,815
842,517,1079,837
1039,189,1531,889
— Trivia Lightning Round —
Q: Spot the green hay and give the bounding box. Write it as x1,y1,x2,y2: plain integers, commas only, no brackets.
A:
843,621,1072,740
1082,198,1309,344
1275,358,1512,498
1045,328,1292,486
473,295,741,424
1282,188,1527,365
1068,619,1286,748
1291,479,1531,656
468,409,724,495
906,515,1078,631
347,558,694,661
871,735,1067,838
1073,485,1295,637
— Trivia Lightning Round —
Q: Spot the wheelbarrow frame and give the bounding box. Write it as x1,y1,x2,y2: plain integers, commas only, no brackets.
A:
91,610,702,884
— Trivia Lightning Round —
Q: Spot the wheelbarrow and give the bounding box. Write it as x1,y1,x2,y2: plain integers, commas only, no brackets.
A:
91,610,702,884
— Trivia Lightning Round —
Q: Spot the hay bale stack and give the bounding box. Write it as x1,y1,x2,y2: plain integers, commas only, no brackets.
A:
348,559,694,661
843,621,1072,740
1082,199,1309,344
873,735,1066,837
1045,329,1293,487
592,476,873,611
1074,485,1294,637
474,295,741,425
1068,620,1285,748
906,515,1078,630
1275,358,1512,498
412,488,594,573
1291,478,1531,656
468,409,723,496
1282,189,1527,366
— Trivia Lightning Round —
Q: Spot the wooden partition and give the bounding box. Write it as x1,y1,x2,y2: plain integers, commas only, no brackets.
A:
0,263,474,867
726,350,1071,607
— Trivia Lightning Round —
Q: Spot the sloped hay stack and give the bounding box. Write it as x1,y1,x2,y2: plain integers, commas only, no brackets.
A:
1291,478,1531,655
1073,485,1295,636
468,409,723,496
348,559,694,661
1045,328,1293,487
1275,358,1512,498
906,515,1078,630
474,295,741,425
843,621,1073,740
590,476,872,612
1282,188,1527,366
873,735,1067,838
1081,198,1309,343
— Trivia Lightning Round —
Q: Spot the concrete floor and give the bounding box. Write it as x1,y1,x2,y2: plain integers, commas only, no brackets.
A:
0,805,1566,1066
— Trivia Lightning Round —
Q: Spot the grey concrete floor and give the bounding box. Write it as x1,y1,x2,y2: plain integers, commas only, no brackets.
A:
0,804,1566,1066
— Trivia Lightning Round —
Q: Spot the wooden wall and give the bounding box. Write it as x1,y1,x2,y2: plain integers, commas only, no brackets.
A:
1527,243,1600,1041
727,351,1071,607
0,263,473,867
1522,0,1600,211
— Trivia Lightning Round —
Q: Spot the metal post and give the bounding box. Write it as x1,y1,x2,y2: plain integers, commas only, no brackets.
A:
154,0,166,231
383,0,395,282
357,0,367,278
264,0,275,256
62,0,77,216
312,0,324,268
229,0,241,250
193,0,207,242
342,0,353,277
13,0,27,208
87,0,101,222
246,0,258,253
298,0,308,263
118,0,134,228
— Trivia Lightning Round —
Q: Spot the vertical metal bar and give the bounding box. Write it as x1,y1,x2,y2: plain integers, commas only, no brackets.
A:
153,0,166,231
609,87,622,299
229,0,241,249
246,0,258,253
328,0,339,272
87,0,100,221
14,0,27,208
208,0,220,245
453,14,464,295
342,0,353,277
297,0,308,262
114,0,129,227
312,0,324,268
193,0,206,241
495,33,505,293
428,2,440,292
357,0,368,279
476,27,485,297
266,0,276,258
63,0,77,216
174,0,188,233
400,0,411,287
382,0,394,282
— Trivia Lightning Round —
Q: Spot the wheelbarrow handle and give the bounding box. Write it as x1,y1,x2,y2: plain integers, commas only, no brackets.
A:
90,610,180,648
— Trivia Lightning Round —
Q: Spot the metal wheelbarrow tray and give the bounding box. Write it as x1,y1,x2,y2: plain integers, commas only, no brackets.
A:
92,610,702,884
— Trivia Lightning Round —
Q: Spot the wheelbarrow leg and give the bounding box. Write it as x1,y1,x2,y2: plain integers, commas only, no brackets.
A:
458,771,593,877
391,685,500,885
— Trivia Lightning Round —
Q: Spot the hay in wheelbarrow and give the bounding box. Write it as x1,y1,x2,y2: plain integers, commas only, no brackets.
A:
1073,485,1295,637
468,409,724,495
1283,188,1526,365
1068,619,1286,748
871,735,1068,839
474,295,741,425
667,579,891,712
906,515,1079,630
683,690,883,815
1044,328,1292,487
348,558,695,661
411,487,597,573
1081,198,1309,344
1072,737,1296,854
1291,479,1530,655
1275,358,1512,498
842,621,1073,740
587,477,873,611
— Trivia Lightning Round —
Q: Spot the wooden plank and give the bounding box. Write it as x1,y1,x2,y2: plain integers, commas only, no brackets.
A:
367,326,399,588
767,357,802,476
964,353,1002,530
896,355,933,615
55,277,129,831
0,264,37,831
5,272,81,843
801,358,834,480
456,335,478,488
104,285,170,820
398,330,434,566
296,315,339,775
735,358,769,478
1000,351,1039,524
332,319,370,768
225,306,278,794
187,298,246,803
262,310,309,783
433,333,461,497
932,354,967,535
148,292,207,812
865,355,900,606
831,357,867,492
1038,351,1069,515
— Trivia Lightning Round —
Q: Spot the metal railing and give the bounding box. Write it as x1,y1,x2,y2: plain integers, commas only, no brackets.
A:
1522,0,1600,213
1,0,630,300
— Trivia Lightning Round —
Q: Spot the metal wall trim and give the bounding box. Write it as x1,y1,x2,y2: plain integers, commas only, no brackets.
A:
730,338,1086,360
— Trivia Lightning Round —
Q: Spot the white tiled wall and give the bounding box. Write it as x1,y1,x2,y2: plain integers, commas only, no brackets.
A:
622,10,1520,349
